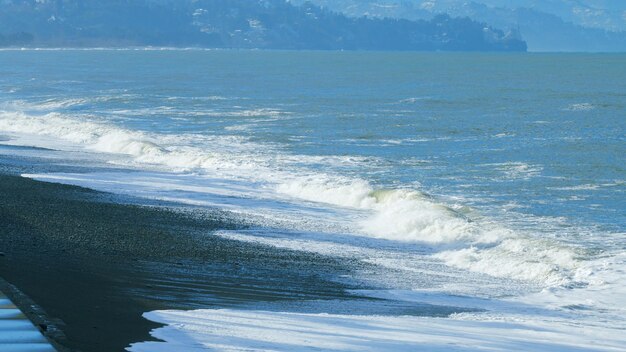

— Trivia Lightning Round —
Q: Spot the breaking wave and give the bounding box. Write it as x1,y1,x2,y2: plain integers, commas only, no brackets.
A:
0,108,590,286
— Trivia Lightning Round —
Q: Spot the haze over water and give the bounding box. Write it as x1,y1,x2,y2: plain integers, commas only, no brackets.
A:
1,50,624,350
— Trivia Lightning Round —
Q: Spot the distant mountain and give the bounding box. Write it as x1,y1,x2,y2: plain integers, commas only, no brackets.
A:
469,0,626,32
293,0,626,51
0,0,526,51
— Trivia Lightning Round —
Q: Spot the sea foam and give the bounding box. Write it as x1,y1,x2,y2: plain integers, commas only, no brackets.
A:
0,108,595,287
127,307,626,352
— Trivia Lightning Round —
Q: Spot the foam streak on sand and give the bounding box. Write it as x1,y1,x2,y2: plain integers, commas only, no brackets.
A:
127,308,625,352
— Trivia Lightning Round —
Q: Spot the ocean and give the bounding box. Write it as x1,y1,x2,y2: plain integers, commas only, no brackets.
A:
0,49,624,351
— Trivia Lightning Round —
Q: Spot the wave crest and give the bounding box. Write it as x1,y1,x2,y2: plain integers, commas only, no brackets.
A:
0,108,587,286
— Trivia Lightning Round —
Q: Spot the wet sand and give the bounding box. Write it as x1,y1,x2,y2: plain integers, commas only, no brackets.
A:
0,149,365,351
0,145,474,351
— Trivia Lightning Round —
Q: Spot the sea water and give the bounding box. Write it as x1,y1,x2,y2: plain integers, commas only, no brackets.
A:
0,50,624,350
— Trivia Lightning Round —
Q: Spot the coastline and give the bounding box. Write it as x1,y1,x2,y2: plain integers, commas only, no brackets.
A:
0,147,370,351
0,48,624,351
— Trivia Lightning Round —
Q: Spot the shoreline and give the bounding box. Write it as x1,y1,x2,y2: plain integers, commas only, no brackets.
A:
0,148,372,351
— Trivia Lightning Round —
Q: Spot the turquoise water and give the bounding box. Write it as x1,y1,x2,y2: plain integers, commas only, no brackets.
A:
1,50,623,230
0,50,625,348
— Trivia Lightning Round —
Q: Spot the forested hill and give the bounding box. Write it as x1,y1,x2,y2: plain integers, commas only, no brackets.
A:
0,0,526,51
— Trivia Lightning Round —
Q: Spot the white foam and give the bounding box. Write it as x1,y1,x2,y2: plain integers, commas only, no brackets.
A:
2,98,91,111
127,308,626,352
127,253,626,349
433,238,580,286
493,132,515,138
565,103,596,111
166,95,230,101
277,176,584,285
483,162,543,180
549,181,625,191
520,251,626,323
4,100,625,352
0,108,607,288
397,97,427,104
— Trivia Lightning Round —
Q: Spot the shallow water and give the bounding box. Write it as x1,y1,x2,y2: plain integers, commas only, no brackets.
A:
0,50,624,350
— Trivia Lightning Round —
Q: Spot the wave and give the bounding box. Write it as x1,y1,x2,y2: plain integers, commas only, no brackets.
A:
278,179,474,243
277,176,583,284
165,95,230,101
0,107,592,286
103,107,290,122
549,181,625,191
483,162,543,180
396,96,430,104
565,103,595,111
0,47,222,52
3,98,92,111
434,239,580,286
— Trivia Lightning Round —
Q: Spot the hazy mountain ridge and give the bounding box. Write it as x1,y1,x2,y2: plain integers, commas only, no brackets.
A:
471,0,626,32
0,0,526,51
292,0,626,51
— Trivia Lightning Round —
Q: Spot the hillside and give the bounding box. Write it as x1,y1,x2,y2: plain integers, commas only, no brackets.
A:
0,0,526,51
296,0,626,51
